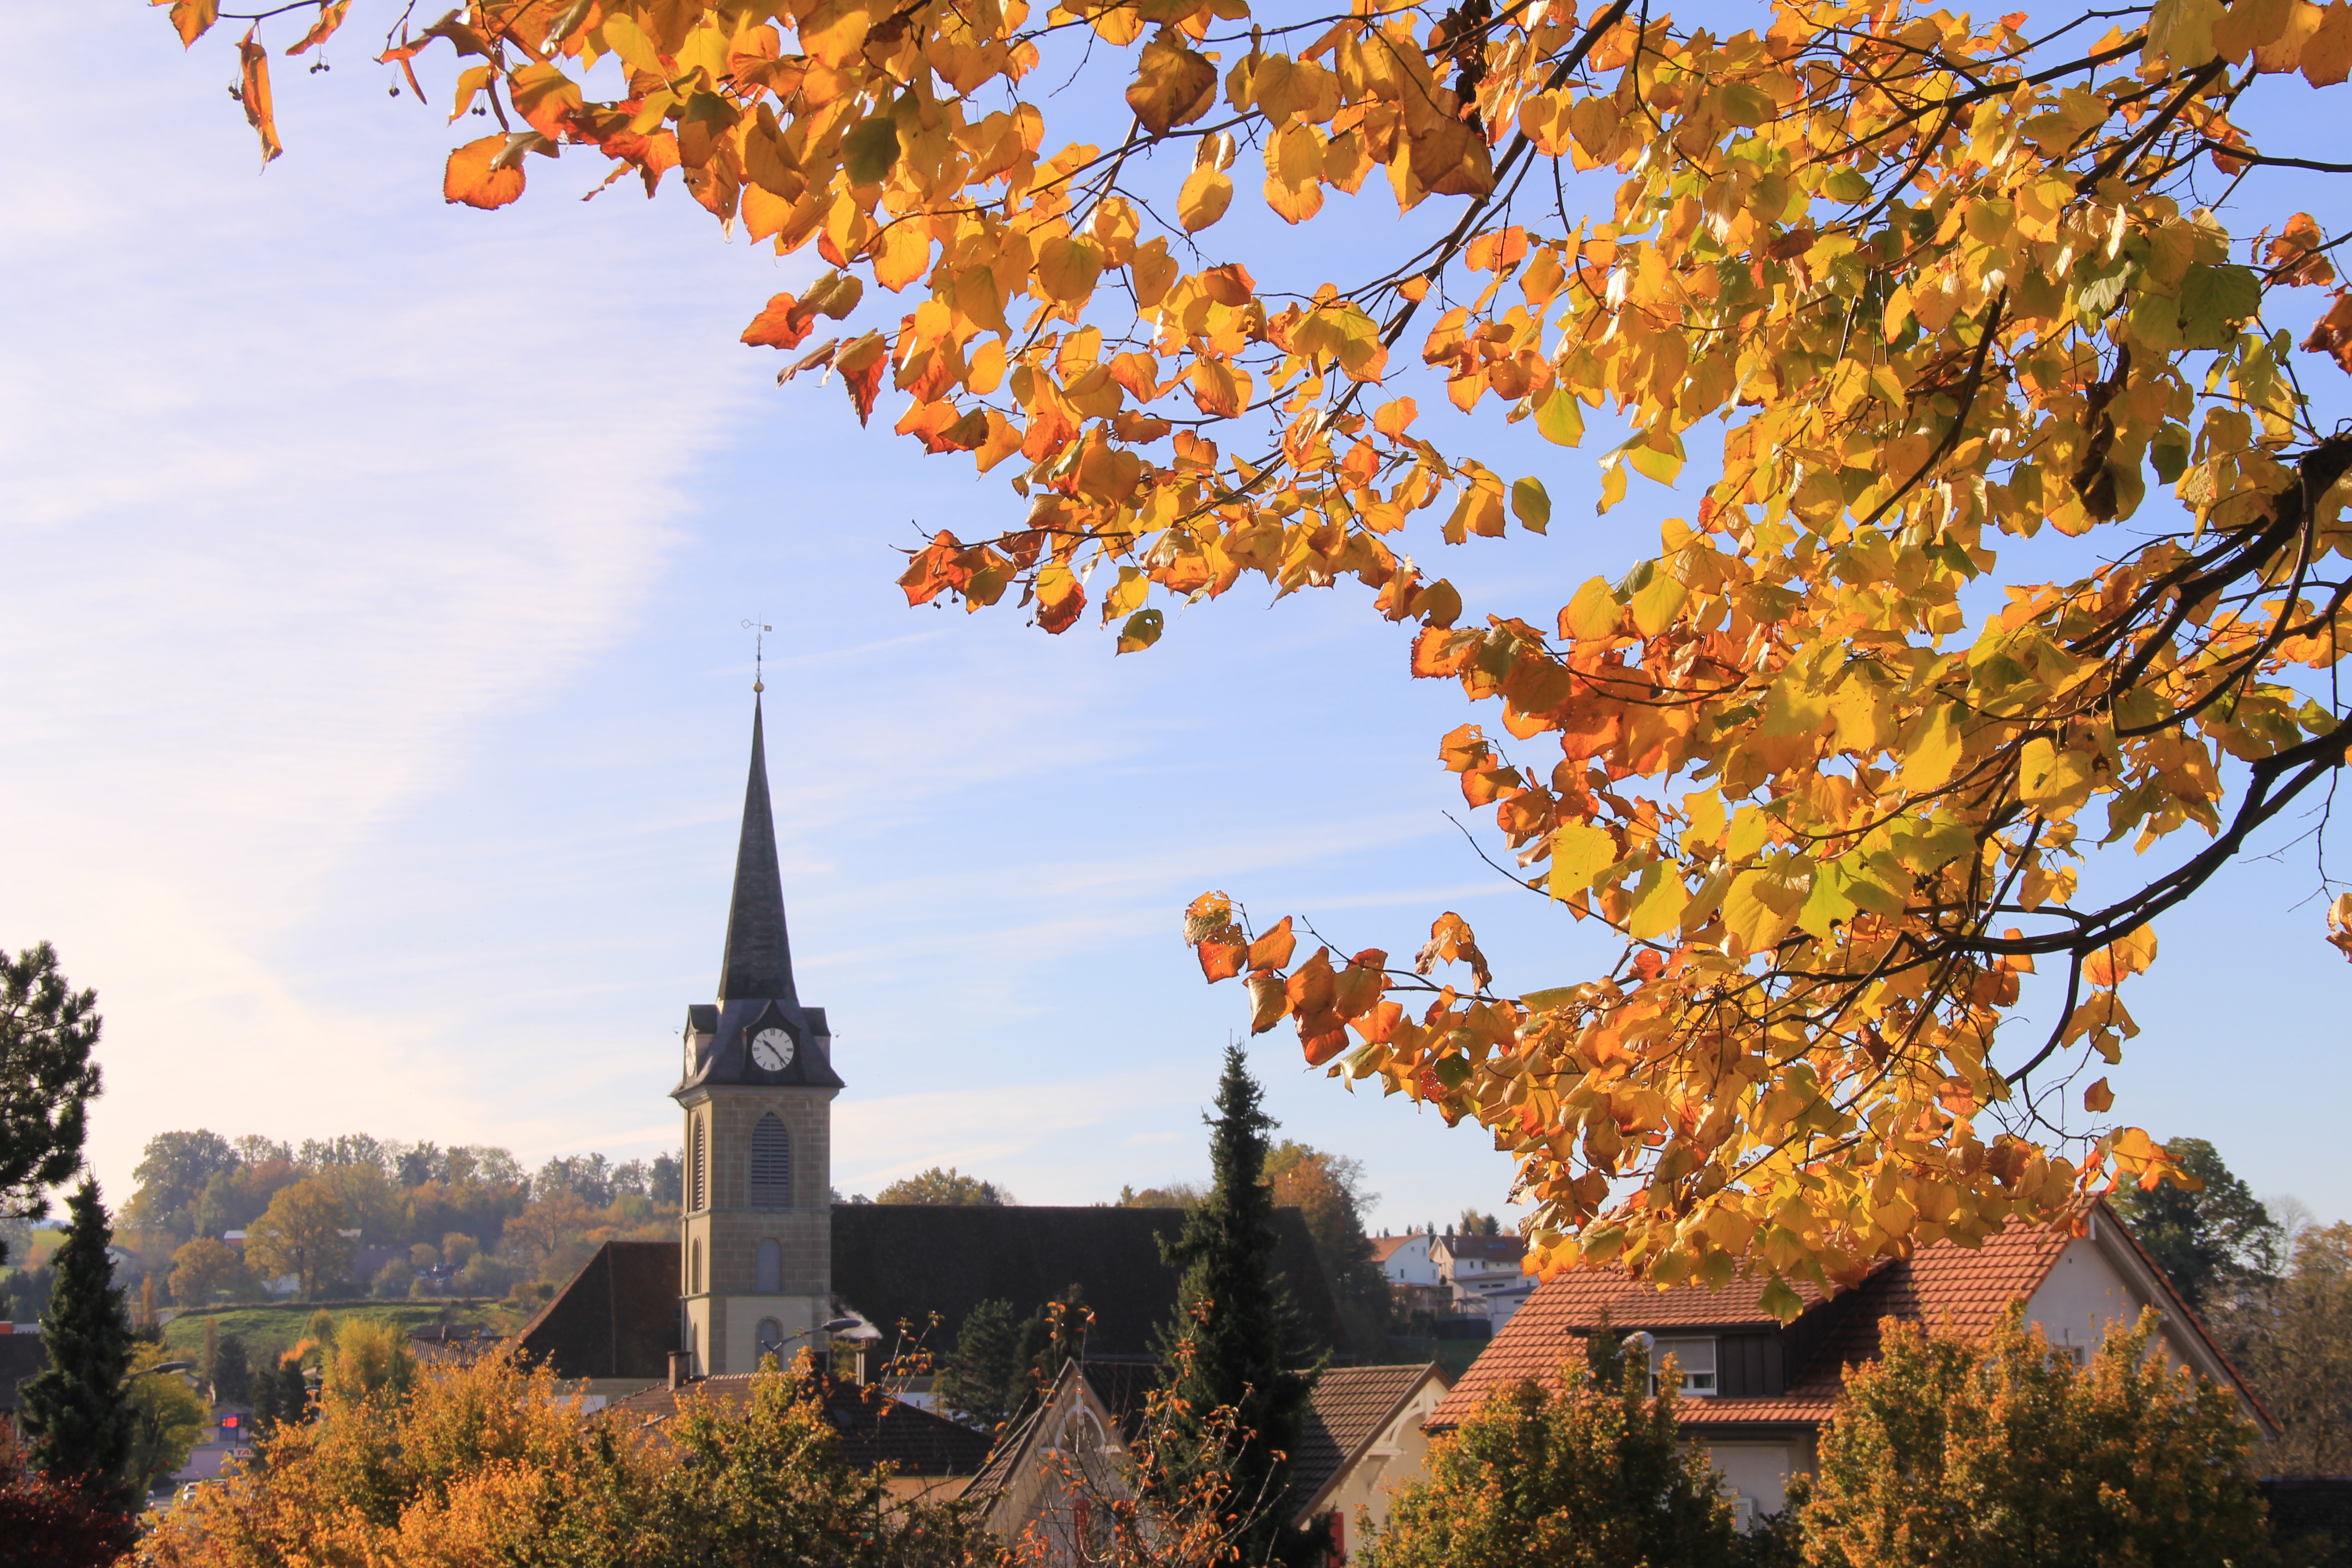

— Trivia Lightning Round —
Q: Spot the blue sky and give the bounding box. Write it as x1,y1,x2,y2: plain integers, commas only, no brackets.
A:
5,4,2347,1234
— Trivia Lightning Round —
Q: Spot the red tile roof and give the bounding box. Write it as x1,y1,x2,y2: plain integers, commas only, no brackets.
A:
1431,1214,2076,1430
1369,1235,1423,1264
1289,1364,1447,1519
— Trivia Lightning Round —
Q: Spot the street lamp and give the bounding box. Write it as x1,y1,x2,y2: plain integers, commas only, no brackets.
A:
755,1317,862,1361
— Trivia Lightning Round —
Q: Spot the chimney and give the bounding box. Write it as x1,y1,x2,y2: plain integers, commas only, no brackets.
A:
668,1351,692,1391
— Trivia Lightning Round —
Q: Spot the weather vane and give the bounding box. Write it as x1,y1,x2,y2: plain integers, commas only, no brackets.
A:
742,618,771,693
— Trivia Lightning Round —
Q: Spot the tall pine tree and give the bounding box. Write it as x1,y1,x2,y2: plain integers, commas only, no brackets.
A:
1154,1046,1321,1567
18,1179,137,1516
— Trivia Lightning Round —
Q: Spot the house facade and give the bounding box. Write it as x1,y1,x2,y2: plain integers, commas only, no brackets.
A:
1431,1233,1534,1330
1431,1204,2269,1524
1371,1232,1439,1288
970,1360,1451,1565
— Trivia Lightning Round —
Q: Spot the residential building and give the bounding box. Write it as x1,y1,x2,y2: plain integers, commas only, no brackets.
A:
970,1359,1450,1564
1371,1232,1439,1288
1430,1202,2269,1525
1431,1232,1534,1330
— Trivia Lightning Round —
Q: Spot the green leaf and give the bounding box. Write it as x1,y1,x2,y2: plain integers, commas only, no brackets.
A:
2151,426,2191,485
2178,264,2261,349
1821,167,1873,203
1511,476,1552,533
843,114,901,185
1116,608,1163,653
1720,81,1776,127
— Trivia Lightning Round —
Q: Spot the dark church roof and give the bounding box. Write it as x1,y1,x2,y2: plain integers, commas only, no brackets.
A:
513,1240,682,1380
516,1207,1355,1385
833,1204,1353,1362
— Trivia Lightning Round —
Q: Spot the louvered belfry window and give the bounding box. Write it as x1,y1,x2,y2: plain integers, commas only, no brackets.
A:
690,1115,707,1213
750,1113,791,1209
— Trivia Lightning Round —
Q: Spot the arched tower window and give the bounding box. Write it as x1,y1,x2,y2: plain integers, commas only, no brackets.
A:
756,1318,785,1363
690,1115,707,1213
689,1238,703,1295
756,1238,783,1293
749,1113,791,1209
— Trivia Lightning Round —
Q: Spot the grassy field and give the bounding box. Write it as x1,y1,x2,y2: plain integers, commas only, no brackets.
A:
161,1299,513,1367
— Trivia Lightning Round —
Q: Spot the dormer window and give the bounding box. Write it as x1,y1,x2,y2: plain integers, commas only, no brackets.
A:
1649,1337,1718,1396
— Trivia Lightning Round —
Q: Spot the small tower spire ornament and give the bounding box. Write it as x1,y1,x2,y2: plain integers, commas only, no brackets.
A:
743,618,771,693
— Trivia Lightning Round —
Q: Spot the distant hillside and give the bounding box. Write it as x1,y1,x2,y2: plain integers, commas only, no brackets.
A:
162,1300,509,1368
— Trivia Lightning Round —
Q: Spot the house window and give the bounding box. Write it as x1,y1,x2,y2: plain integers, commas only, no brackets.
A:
749,1113,791,1208
1650,1337,1718,1396
756,1237,783,1294
690,1115,707,1213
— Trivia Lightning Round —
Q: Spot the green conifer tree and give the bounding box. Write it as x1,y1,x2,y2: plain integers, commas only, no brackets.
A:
275,1358,312,1427
934,1298,1021,1431
17,1179,137,1516
1154,1045,1321,1566
211,1334,251,1406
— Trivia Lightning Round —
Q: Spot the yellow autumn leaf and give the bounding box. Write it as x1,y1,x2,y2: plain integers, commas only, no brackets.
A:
2084,925,2157,986
1177,167,1233,232
1549,820,1617,898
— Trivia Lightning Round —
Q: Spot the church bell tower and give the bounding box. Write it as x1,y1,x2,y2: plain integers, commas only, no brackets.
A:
673,696,843,1377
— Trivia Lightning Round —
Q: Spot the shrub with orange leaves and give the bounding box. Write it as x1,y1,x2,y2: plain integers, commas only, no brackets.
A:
138,1343,972,1568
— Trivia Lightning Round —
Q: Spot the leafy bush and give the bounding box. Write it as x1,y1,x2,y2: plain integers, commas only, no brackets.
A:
1800,1303,2273,1568
1359,1335,1748,1568
142,1345,971,1568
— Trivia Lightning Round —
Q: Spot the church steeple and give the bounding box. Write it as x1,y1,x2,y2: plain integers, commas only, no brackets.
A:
672,686,842,1379
718,698,796,1004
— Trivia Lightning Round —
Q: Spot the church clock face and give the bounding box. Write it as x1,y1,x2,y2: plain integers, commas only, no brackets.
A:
750,1028,795,1072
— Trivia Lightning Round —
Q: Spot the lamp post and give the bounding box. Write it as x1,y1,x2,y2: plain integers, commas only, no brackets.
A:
756,1316,861,1361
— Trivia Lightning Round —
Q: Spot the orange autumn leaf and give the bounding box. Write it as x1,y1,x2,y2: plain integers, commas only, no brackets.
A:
284,0,349,56
1245,917,1297,974
1196,940,1248,983
238,29,281,169
170,0,217,48
443,134,524,209
741,292,820,351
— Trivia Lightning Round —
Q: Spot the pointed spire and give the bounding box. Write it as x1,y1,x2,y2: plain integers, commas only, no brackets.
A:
718,696,797,1003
